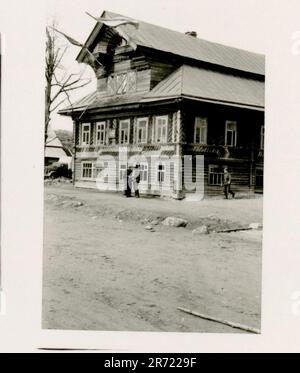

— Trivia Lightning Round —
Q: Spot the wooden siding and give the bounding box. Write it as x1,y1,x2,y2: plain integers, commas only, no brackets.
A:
74,154,255,197
73,109,181,198
95,51,179,97
97,69,151,96
183,101,264,149
182,156,253,197
74,151,181,198
147,56,179,89
72,99,264,198
76,110,180,149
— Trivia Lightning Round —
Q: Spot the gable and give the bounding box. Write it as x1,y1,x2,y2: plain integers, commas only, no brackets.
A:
92,27,125,56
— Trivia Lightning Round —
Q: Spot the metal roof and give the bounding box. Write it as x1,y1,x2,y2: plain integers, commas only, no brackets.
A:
62,91,98,112
142,65,264,109
60,91,144,114
78,10,265,76
61,64,264,115
45,146,69,159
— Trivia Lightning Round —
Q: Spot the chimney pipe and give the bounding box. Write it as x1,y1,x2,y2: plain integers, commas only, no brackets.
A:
185,31,197,38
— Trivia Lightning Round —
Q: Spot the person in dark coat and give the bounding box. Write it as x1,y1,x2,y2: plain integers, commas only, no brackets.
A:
124,167,133,197
132,164,141,198
223,167,235,199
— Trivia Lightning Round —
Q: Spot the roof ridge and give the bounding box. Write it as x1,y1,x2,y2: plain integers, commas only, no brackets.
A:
104,10,265,58
78,10,264,76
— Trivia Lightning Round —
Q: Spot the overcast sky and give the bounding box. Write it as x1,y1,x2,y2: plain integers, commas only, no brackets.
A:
47,0,269,131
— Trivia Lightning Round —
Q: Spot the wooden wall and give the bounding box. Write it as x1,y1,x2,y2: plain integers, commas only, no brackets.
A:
181,155,253,197
73,151,181,198
72,100,264,198
73,109,180,197
75,109,179,147
147,56,179,89
182,101,264,149
95,49,179,97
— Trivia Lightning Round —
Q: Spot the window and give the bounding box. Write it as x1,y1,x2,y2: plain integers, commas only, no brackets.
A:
157,164,165,183
82,162,93,179
96,122,106,145
194,117,208,144
155,116,168,143
137,118,148,143
107,71,137,95
82,124,91,145
225,121,237,146
119,119,130,144
209,165,224,186
140,163,148,182
260,125,264,149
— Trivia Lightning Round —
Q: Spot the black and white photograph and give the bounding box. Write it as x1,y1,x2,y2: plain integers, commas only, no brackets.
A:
0,34,2,315
42,0,265,334
0,0,300,355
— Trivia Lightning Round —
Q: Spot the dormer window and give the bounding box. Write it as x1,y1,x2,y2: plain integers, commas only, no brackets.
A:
107,71,137,95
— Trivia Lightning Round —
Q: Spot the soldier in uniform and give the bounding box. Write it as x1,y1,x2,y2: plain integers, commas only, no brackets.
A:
131,164,141,198
223,167,235,199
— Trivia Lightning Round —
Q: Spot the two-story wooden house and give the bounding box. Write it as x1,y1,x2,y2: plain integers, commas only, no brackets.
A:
60,10,265,199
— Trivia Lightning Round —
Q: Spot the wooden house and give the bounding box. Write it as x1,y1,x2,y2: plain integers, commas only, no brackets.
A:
60,11,265,199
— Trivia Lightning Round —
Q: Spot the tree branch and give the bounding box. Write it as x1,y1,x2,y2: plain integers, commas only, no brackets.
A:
50,96,69,112
45,19,92,145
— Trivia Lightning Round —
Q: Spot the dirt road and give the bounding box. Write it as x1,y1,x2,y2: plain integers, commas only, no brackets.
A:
43,184,262,333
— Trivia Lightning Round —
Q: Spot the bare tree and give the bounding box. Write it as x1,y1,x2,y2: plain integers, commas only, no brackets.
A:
45,23,91,146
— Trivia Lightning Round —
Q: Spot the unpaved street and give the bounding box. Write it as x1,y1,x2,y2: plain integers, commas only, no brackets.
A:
43,184,262,333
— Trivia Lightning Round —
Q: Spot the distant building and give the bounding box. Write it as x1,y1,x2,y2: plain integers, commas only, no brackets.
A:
60,10,264,198
45,127,73,168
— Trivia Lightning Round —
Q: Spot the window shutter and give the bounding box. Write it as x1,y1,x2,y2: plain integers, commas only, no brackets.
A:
75,122,80,145
128,119,132,144
79,123,82,145
90,123,94,145
151,117,155,143
112,120,117,144
133,117,137,143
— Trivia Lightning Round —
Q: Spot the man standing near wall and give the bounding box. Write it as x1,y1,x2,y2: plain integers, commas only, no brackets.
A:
131,164,141,198
223,167,235,199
